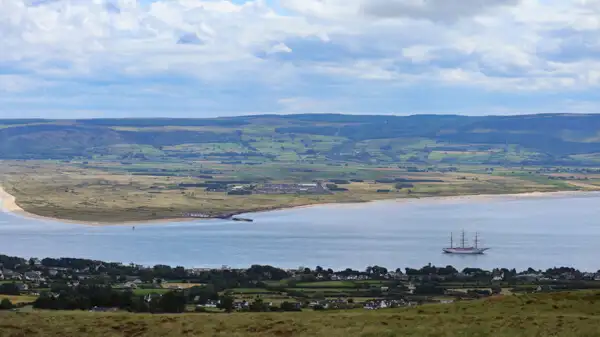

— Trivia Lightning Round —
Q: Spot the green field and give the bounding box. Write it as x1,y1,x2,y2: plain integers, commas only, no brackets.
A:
3,291,600,336
132,289,171,296
295,281,356,288
3,114,600,165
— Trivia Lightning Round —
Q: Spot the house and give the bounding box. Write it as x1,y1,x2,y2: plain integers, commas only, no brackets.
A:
196,303,217,309
24,271,43,281
15,283,28,292
144,293,163,303
234,301,250,310
536,285,554,292
196,300,218,308
492,273,504,282
48,267,68,278
363,300,393,310
387,272,409,281
560,272,576,280
516,273,542,282
2,270,21,280
123,282,138,289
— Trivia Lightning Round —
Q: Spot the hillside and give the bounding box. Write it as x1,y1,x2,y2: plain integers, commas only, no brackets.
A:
1,291,600,337
3,114,600,165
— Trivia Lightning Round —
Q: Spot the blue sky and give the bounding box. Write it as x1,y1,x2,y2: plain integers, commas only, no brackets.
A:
2,0,600,118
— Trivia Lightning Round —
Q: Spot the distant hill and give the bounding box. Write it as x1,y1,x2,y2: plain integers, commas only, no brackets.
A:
2,114,600,165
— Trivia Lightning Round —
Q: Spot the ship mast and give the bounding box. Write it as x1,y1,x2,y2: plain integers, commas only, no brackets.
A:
461,230,466,248
475,232,479,249
450,232,453,248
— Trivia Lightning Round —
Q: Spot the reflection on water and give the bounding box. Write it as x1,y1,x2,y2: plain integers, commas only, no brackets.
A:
0,193,599,271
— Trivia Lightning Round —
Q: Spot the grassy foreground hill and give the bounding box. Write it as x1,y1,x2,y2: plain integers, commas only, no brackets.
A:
4,113,600,165
2,291,600,337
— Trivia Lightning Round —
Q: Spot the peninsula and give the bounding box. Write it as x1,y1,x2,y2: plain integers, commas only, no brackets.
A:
2,114,600,223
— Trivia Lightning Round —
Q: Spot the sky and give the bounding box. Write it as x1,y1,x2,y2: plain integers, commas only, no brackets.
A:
3,0,600,118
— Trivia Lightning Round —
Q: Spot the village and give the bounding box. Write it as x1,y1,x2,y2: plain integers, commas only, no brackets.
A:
0,254,598,313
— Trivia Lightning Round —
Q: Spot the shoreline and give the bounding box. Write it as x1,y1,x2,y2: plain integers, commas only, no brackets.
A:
0,186,198,226
0,185,598,226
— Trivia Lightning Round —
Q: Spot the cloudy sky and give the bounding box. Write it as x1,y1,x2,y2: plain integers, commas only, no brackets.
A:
2,0,600,118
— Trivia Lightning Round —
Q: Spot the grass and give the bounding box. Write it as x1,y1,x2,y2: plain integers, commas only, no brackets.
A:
1,160,598,223
0,295,37,304
161,283,206,290
229,288,273,294
2,291,600,336
132,289,171,296
295,281,356,288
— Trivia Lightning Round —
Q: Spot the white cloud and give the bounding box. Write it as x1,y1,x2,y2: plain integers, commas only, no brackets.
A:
0,74,53,93
361,0,521,22
267,42,292,55
2,0,600,116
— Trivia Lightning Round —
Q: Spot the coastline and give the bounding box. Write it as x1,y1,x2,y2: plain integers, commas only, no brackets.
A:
0,184,598,226
0,186,197,226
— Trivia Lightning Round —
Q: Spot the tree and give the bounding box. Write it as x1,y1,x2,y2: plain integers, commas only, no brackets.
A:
0,283,20,296
218,295,234,313
188,285,218,304
249,298,269,312
312,291,325,300
279,301,301,312
0,299,13,310
158,291,186,313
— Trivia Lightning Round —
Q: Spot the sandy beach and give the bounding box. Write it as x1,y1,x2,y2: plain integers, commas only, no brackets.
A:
0,184,597,226
0,185,23,214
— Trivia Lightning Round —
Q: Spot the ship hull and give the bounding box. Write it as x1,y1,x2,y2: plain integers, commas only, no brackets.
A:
443,248,489,255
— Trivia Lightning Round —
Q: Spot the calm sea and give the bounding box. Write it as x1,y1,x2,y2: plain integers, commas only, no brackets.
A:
1,193,599,272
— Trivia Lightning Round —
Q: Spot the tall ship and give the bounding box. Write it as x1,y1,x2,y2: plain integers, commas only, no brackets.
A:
443,230,489,254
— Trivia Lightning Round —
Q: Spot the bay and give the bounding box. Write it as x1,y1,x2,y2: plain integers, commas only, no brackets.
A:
1,192,599,271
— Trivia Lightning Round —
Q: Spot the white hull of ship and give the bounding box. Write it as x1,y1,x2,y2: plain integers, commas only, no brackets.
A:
443,248,489,255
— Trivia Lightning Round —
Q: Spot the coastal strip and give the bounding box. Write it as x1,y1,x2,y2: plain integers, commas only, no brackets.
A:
0,185,197,226
0,183,599,226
